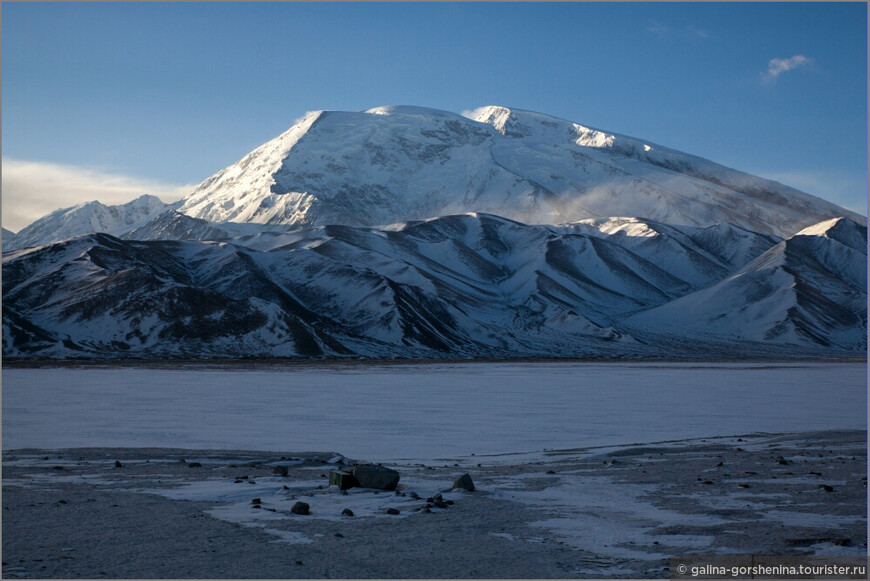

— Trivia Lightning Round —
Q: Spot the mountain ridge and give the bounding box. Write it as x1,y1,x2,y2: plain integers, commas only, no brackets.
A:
3,213,865,360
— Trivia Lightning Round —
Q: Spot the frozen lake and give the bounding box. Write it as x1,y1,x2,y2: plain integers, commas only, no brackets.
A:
2,361,866,462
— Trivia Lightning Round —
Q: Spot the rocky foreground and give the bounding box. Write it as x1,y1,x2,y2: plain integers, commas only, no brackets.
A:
2,431,866,578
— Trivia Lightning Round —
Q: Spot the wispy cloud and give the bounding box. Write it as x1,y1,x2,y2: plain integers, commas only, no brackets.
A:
1,159,195,232
647,22,710,40
684,25,709,39
762,55,811,84
756,169,867,216
647,21,671,37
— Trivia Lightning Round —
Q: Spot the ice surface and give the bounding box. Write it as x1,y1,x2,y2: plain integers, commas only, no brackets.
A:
2,362,865,463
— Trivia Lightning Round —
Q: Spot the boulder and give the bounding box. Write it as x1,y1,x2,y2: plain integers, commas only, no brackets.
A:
453,473,475,491
329,470,357,490
291,501,310,515
351,464,400,491
341,508,354,517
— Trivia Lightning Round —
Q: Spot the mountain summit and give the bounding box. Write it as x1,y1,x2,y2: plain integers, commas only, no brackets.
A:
177,105,863,238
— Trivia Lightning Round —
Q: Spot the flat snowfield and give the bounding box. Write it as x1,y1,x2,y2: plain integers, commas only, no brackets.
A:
2,361,867,578
3,361,866,461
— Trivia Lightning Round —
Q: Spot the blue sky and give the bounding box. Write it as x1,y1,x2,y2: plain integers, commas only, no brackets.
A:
2,2,867,231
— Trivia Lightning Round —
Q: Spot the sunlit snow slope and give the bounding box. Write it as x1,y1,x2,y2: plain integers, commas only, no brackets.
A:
177,105,862,238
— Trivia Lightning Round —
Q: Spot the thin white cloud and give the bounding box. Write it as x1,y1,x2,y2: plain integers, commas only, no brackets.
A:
757,169,867,216
647,22,670,37
647,22,710,40
684,25,709,39
763,55,811,84
1,159,196,232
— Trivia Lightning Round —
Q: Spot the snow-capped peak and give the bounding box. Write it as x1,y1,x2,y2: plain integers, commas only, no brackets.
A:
5,194,173,251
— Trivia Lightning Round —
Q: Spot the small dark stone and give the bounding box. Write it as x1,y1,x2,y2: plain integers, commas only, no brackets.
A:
453,472,474,492
334,533,344,538
738,484,750,489
43,456,49,460
386,507,400,515
114,460,123,468
58,500,68,504
234,479,243,484
410,492,421,500
273,466,289,476
291,501,310,515
251,498,261,504
445,500,454,505
700,480,713,485
546,470,556,475
715,461,724,467
283,485,289,490
252,504,261,509
818,484,834,492
188,462,202,468
295,561,303,566
341,508,354,517
52,466,64,471
433,499,448,508
776,457,789,466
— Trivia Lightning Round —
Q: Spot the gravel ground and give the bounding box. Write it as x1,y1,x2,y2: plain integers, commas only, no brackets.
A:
2,430,866,578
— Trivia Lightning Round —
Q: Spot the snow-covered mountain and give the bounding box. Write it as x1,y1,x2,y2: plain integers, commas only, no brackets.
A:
3,214,864,359
3,105,865,360
8,105,863,250
177,105,863,238
5,195,173,251
625,217,867,349
122,210,233,242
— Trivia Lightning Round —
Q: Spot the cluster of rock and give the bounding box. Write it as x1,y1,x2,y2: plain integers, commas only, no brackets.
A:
263,462,476,517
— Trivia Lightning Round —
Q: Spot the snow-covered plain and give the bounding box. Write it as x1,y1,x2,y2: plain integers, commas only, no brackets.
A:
2,361,865,462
